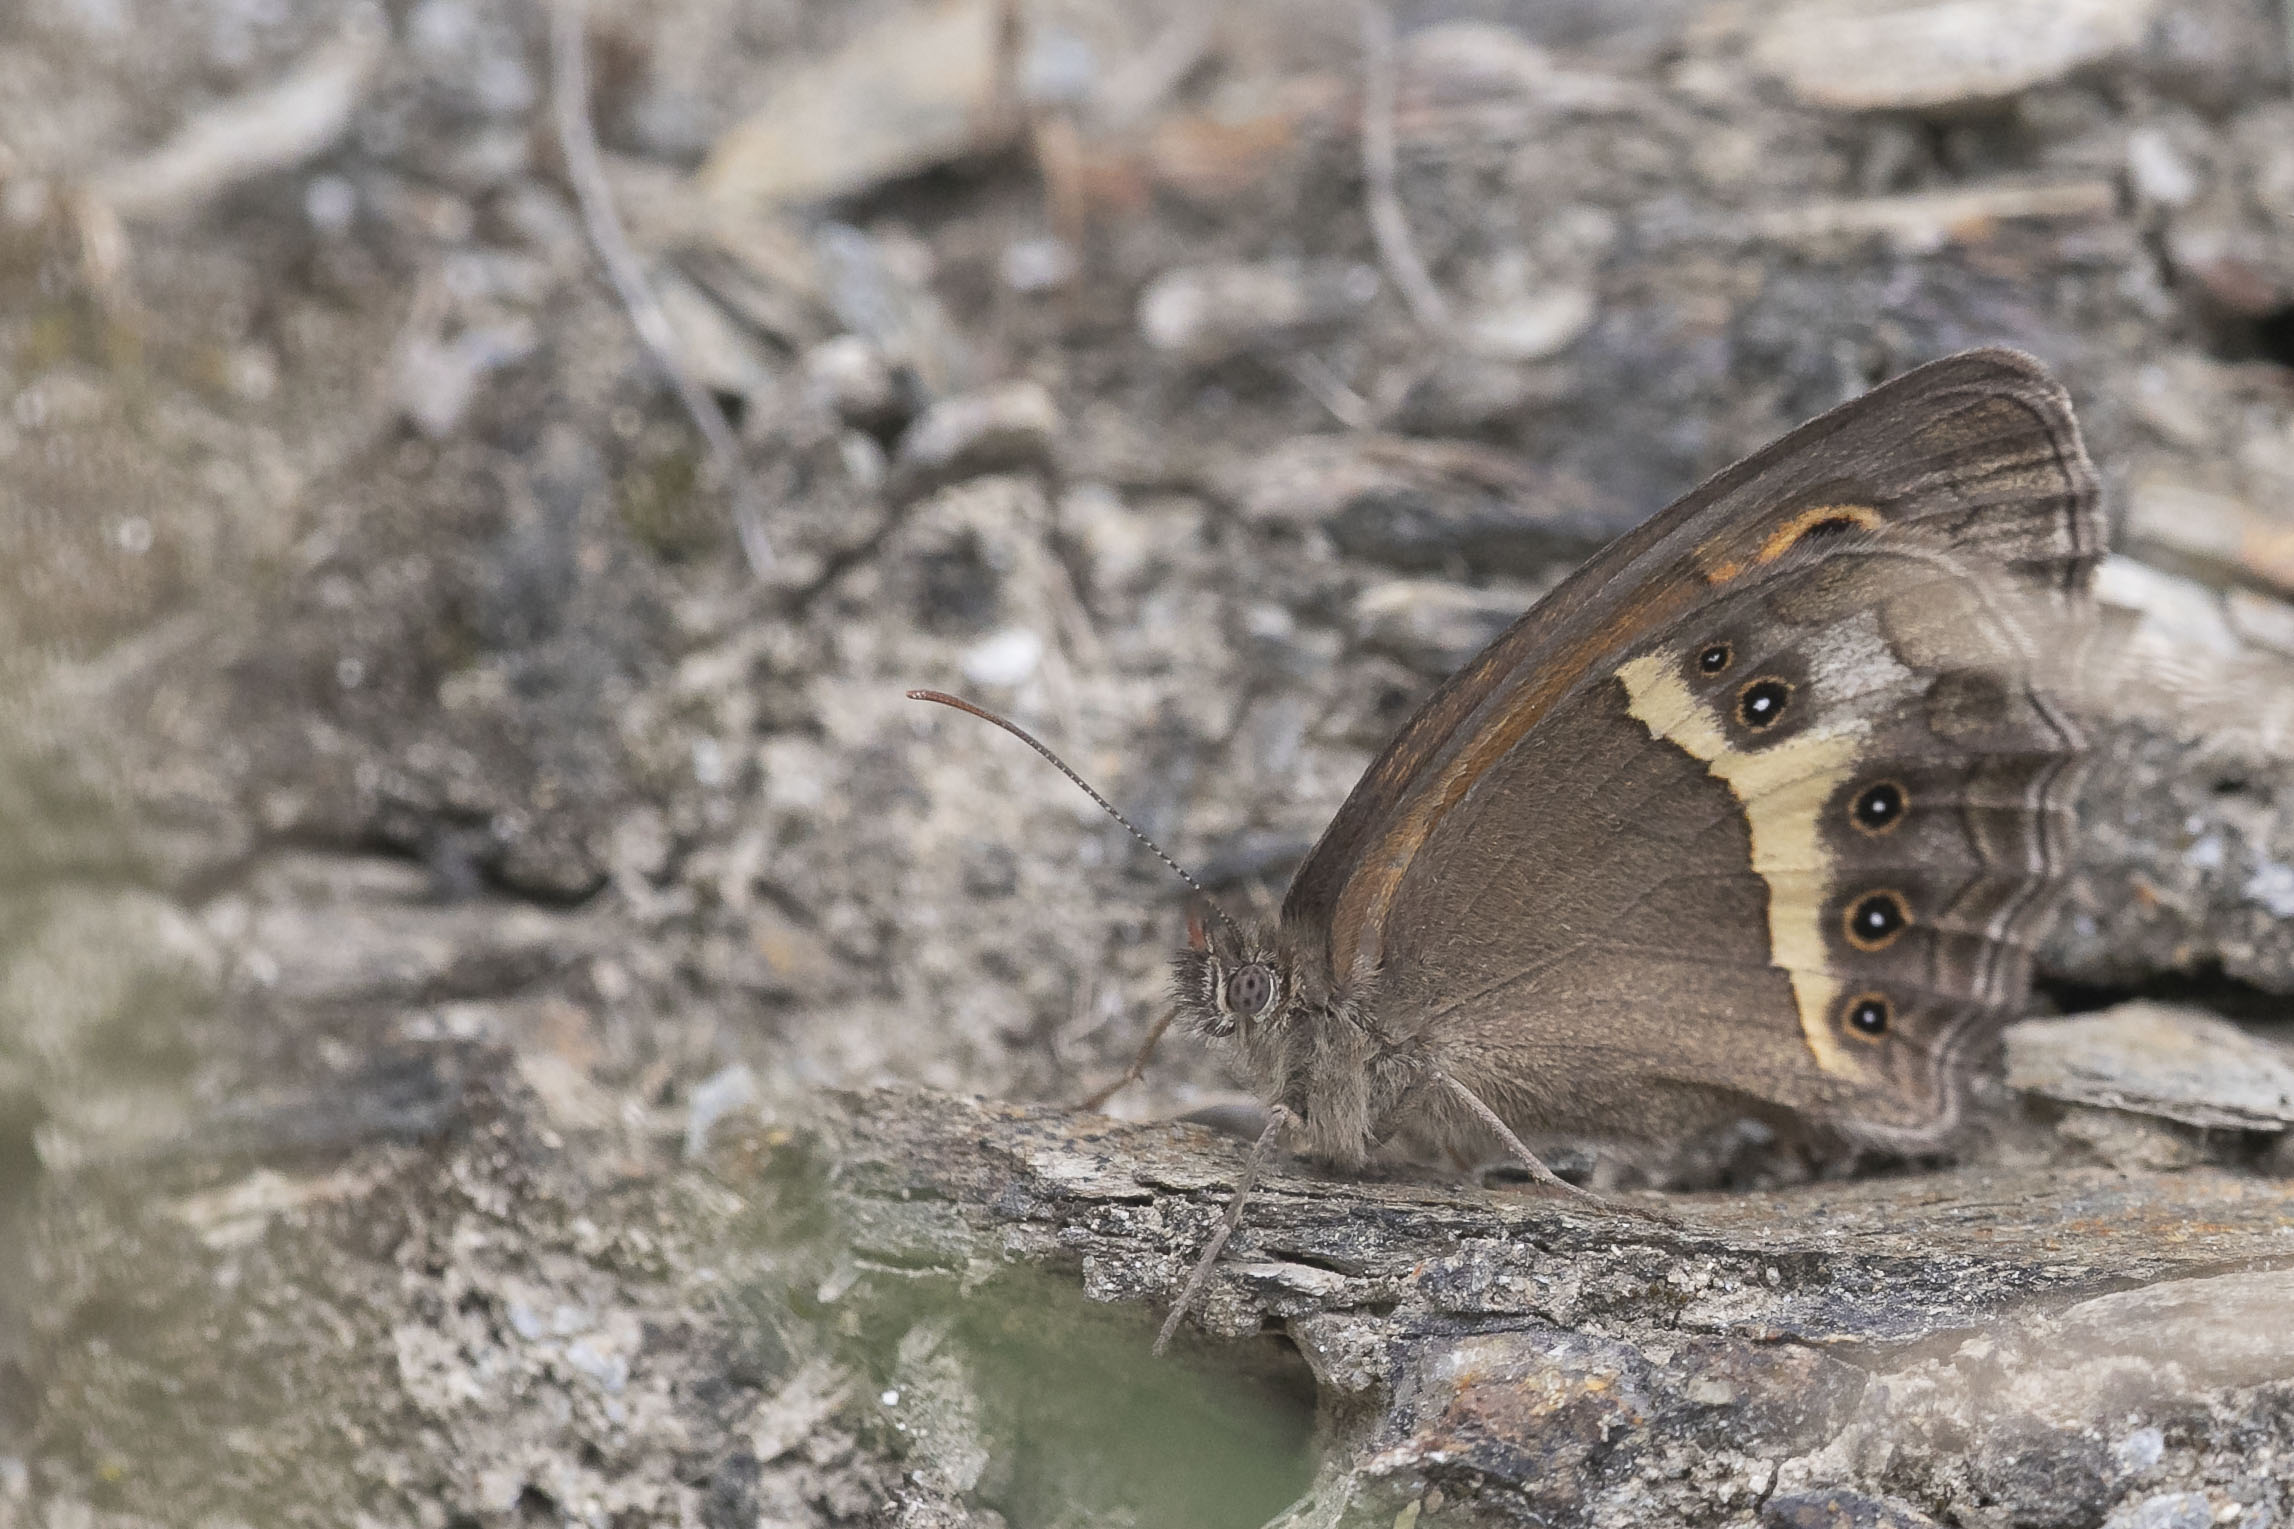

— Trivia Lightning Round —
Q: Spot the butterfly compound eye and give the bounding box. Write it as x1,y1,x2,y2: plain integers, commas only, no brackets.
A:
1223,963,1277,1018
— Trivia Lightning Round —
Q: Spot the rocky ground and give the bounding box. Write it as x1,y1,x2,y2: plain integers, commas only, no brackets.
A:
1,0,2293,1525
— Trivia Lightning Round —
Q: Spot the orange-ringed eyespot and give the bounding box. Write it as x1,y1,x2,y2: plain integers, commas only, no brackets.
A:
1851,781,1906,833
1738,678,1791,730
1844,993,1891,1037
1845,891,1910,950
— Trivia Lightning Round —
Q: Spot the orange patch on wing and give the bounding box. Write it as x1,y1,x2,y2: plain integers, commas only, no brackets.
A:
1702,504,1886,584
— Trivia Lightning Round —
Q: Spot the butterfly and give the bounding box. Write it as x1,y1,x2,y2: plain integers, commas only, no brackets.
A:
915,347,2102,1349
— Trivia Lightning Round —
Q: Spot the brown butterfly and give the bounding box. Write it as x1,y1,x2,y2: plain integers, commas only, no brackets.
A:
914,347,2102,1349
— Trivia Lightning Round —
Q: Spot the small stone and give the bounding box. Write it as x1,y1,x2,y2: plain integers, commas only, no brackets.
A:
698,0,1018,212
224,345,278,403
1137,259,1380,365
1061,482,1197,594
564,1333,630,1393
2055,1104,2206,1171
2227,588,2294,659
2114,1425,2167,1476
2138,0,2294,110
2247,861,2294,919
1351,580,1532,675
1461,287,1597,362
2108,1493,2216,1529
394,320,537,439
1967,1423,2113,1529
892,381,1060,501
1391,356,1569,434
804,336,906,434
684,1063,759,1160
1000,236,1078,294
2126,126,2202,207
1748,0,2165,112
1763,1489,1941,1529
2166,223,2293,318
959,628,1045,689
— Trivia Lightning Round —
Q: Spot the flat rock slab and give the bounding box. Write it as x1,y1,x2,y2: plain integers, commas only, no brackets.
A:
812,1088,2294,1528
2008,1002,2294,1130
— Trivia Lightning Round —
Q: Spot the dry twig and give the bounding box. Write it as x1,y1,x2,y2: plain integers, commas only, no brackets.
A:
549,0,772,575
1357,1,1451,336
90,9,385,221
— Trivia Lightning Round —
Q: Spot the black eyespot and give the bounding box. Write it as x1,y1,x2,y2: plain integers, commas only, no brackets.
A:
1697,643,1732,675
1223,962,1277,1018
1851,781,1906,833
1844,891,1910,950
1737,678,1791,730
1844,993,1891,1037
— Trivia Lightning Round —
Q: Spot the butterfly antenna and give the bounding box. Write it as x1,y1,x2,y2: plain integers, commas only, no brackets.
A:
905,689,1247,942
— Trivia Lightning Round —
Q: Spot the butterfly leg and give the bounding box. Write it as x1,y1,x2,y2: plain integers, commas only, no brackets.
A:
1433,1071,1681,1228
1152,1103,1294,1355
1075,1005,1178,1113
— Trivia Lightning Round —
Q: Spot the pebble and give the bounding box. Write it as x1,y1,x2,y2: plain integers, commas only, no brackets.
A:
1748,0,2164,112
1392,355,1570,434
2114,1425,2167,1475
1000,236,1079,295
395,320,536,439
804,336,905,434
2107,1493,2215,1529
2127,126,2203,207
1461,287,1597,362
1137,259,1380,365
684,1062,760,1160
698,0,1017,211
1351,580,1532,675
1761,1486,1942,1526
959,628,1045,688
892,381,1060,501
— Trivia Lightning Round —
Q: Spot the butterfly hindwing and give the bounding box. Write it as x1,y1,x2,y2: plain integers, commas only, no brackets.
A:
1298,353,2099,1150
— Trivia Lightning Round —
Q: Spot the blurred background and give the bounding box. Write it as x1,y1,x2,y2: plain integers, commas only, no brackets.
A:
3,0,2293,1523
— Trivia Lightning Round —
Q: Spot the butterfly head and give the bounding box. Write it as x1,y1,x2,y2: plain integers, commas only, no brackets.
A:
1174,910,1296,1041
